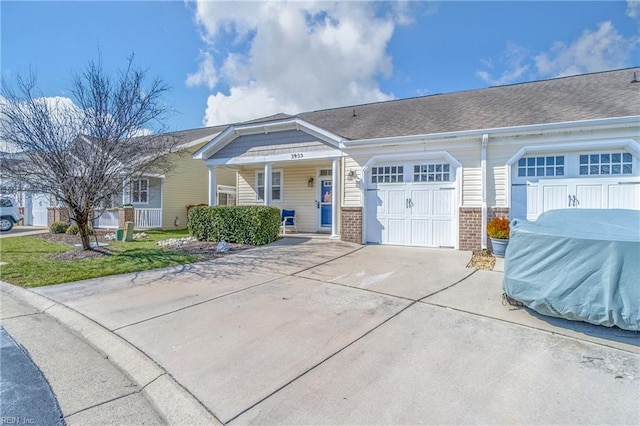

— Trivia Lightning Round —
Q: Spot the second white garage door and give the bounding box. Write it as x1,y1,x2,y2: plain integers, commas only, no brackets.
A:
366,183,456,247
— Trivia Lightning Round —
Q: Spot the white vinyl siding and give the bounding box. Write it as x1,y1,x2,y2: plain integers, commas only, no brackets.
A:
237,165,330,233
493,166,507,207
462,168,482,207
342,156,362,207
162,147,236,229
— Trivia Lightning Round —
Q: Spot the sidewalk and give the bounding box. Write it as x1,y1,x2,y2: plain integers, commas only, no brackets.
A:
0,287,215,425
0,226,48,239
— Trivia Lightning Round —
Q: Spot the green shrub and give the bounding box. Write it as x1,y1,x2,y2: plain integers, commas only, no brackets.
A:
188,205,280,246
66,223,79,235
49,221,69,234
65,223,96,236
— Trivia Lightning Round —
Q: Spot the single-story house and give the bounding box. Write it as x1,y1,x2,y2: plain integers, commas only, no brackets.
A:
10,126,236,229
193,67,640,251
92,125,236,230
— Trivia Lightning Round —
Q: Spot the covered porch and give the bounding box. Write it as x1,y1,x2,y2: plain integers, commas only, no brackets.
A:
207,158,342,238
94,175,164,229
194,117,348,239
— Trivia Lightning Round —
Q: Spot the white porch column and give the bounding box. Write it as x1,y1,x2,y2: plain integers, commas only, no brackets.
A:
330,157,340,239
208,166,217,206
264,163,272,206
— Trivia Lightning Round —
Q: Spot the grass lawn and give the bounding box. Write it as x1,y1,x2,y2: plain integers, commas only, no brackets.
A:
0,229,203,288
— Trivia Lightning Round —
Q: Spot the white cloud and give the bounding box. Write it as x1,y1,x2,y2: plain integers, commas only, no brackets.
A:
189,1,407,125
185,51,218,89
477,21,638,85
130,128,154,137
627,0,640,19
535,21,636,77
476,42,530,86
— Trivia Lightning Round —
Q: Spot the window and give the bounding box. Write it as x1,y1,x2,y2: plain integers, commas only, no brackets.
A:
371,166,404,183
414,163,451,182
132,179,149,203
256,170,282,202
217,185,236,206
517,156,564,177
579,152,633,176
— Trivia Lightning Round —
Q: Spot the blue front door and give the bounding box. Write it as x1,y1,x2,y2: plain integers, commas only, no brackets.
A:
320,179,332,228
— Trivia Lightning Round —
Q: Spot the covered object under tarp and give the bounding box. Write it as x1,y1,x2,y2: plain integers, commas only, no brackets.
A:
503,209,640,331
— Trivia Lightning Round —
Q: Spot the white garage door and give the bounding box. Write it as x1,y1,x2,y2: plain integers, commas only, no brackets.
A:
31,193,52,226
366,183,456,247
511,150,640,221
525,177,640,220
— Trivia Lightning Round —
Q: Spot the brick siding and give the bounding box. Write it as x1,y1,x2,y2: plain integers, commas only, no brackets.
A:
341,207,363,244
47,207,70,227
458,207,510,251
119,206,135,229
458,207,482,251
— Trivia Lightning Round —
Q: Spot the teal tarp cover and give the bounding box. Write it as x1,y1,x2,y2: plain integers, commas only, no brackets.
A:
503,209,640,331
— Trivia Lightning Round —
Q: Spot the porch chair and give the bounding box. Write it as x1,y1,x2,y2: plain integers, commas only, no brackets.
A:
281,209,297,234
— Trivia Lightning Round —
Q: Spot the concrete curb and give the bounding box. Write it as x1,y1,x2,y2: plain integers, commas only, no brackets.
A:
0,281,221,426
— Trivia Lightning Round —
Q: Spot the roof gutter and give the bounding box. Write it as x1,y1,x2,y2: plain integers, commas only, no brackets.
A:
341,116,640,148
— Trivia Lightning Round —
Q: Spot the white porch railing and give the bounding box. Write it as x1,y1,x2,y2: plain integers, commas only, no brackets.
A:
93,208,163,229
93,210,119,229
135,208,162,229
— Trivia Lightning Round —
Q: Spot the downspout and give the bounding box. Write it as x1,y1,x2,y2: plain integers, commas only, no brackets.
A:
360,165,369,245
481,134,488,250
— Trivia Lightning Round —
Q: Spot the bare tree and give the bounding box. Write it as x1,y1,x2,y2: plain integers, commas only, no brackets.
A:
0,55,183,249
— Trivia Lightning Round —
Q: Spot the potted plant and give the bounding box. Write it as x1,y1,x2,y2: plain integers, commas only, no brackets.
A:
487,216,510,258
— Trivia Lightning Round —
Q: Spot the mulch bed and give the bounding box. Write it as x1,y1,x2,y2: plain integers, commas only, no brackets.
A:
467,251,496,270
34,231,253,262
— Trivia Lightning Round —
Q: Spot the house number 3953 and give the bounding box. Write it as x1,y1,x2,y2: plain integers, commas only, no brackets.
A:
291,153,304,159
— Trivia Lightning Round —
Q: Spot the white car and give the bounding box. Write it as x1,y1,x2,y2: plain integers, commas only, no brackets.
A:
0,197,23,231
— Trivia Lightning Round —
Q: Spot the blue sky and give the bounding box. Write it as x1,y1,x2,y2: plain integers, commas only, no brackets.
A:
2,1,638,132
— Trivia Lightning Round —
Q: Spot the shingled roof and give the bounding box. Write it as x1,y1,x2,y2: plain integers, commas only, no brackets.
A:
166,125,228,147
293,67,640,140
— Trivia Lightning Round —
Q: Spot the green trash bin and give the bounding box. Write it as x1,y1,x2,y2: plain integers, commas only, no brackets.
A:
115,229,124,241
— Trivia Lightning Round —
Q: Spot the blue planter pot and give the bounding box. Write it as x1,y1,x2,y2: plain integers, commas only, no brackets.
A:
490,237,509,258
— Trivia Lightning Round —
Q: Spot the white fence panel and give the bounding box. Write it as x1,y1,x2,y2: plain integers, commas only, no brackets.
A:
135,208,162,229
93,210,119,229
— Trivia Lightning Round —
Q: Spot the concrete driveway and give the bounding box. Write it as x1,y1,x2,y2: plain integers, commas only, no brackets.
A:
34,238,640,425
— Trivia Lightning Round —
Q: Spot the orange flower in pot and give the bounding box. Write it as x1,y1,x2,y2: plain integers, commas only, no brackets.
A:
487,217,510,257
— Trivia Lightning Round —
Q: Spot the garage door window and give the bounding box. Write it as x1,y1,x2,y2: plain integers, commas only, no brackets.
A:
414,163,450,182
517,156,564,177
371,166,404,183
579,152,633,176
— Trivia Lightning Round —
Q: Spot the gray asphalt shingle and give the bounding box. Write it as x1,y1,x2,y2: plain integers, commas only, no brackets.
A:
295,67,640,140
